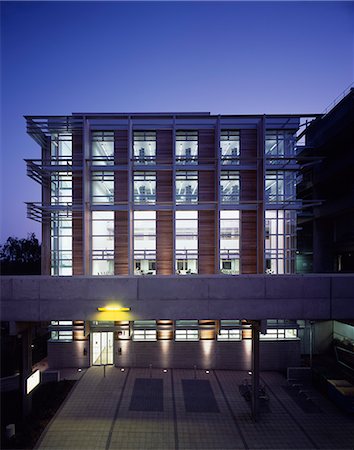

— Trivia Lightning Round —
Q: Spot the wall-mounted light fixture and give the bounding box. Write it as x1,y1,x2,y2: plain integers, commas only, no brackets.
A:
97,307,131,312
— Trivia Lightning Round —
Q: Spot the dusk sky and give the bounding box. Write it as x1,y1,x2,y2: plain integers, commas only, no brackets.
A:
1,1,353,243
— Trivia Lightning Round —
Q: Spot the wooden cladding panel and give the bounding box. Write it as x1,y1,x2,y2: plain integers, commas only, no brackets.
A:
115,211,129,275
241,210,257,274
199,129,215,164
157,210,173,275
199,171,216,203
240,171,257,202
156,171,173,204
240,129,257,163
72,211,83,275
114,130,129,165
198,210,216,274
156,130,173,163
115,170,128,204
72,132,83,165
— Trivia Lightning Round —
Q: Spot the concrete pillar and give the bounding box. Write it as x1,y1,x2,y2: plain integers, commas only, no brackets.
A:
251,320,260,422
19,326,32,417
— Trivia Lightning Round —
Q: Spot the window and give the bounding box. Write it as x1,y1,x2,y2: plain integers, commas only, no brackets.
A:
51,213,72,276
265,130,296,164
51,174,72,205
175,320,199,341
265,210,296,274
92,131,114,165
220,172,240,203
220,210,240,274
133,211,156,275
92,211,114,275
176,131,198,164
51,321,73,326
265,171,296,204
220,130,239,164
176,171,198,204
133,321,157,341
133,131,156,164
260,328,298,340
51,133,72,165
133,172,156,204
91,172,114,204
175,329,199,341
175,211,198,274
217,329,241,341
50,330,73,341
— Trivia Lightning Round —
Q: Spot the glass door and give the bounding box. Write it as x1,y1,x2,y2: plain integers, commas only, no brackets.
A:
92,332,114,365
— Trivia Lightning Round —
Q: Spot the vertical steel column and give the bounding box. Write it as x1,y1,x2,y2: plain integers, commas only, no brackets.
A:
256,116,265,274
42,136,51,275
172,116,176,275
215,116,221,274
128,117,133,275
82,117,91,275
251,320,260,422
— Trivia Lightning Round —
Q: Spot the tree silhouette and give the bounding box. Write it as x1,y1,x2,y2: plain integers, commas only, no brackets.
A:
0,233,41,275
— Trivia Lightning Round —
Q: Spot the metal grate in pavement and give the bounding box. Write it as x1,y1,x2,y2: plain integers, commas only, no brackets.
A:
129,378,164,412
182,379,219,413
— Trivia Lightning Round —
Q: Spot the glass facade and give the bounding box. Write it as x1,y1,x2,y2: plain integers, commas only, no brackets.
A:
91,211,114,275
220,171,240,204
133,131,156,164
133,172,156,204
176,171,198,204
92,131,114,165
133,211,156,275
175,211,198,274
265,210,296,274
50,133,73,276
91,172,114,204
176,131,198,164
220,130,240,164
29,117,305,278
220,210,240,274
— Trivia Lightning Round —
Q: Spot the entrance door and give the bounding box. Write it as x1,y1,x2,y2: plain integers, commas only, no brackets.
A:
92,332,114,365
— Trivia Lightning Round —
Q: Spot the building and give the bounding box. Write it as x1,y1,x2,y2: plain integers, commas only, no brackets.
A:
1,97,353,386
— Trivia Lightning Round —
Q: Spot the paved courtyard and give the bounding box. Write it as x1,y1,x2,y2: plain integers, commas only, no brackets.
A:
36,367,354,450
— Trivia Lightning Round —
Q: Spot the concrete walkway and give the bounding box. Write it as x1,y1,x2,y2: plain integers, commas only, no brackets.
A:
36,367,354,450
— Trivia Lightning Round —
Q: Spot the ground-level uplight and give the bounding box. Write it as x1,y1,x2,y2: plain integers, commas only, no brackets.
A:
205,370,210,374
163,369,168,373
78,368,82,372
121,368,125,372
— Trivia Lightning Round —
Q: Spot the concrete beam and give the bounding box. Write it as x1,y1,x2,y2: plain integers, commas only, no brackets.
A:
1,275,354,321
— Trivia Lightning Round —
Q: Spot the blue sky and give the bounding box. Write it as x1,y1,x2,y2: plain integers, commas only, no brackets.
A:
1,1,353,242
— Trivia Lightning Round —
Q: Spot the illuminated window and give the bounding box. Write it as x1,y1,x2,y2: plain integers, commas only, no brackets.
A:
217,329,241,341
91,172,114,204
176,131,198,164
51,174,72,205
92,131,114,165
220,172,240,203
133,131,156,164
92,211,114,275
265,210,296,274
133,211,156,275
220,130,239,164
220,210,240,274
133,321,157,341
51,133,72,165
51,213,72,276
175,329,199,341
50,330,73,341
260,328,298,340
133,172,156,204
176,171,198,204
175,211,198,274
265,171,296,204
265,130,296,164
